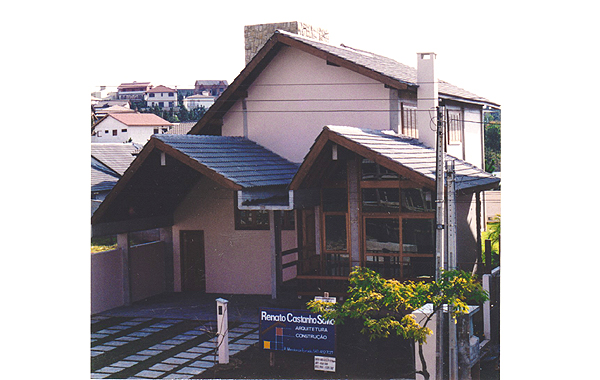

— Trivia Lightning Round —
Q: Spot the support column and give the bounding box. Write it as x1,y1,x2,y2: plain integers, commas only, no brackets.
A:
117,233,131,306
348,158,360,268
160,227,174,292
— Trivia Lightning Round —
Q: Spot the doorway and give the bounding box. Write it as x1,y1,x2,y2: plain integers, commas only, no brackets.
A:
180,230,206,292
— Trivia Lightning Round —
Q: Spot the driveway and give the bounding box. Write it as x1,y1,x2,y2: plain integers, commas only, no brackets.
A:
91,292,285,379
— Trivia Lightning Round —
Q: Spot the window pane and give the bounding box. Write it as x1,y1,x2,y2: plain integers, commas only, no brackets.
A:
365,218,399,253
362,188,399,213
361,159,400,181
256,210,269,227
325,214,347,251
401,189,434,212
322,188,347,212
402,219,434,254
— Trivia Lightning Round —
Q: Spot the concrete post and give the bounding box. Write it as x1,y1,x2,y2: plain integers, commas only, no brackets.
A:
216,298,229,364
413,304,439,380
483,274,492,341
117,233,131,305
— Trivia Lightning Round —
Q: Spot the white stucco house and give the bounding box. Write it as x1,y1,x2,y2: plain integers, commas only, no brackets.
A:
183,93,215,110
91,113,173,144
145,85,178,109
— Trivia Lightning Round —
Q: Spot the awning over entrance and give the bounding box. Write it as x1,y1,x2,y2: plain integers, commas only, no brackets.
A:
92,134,299,236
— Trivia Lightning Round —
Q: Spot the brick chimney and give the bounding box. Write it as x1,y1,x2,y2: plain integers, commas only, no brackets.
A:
244,21,329,65
416,52,439,148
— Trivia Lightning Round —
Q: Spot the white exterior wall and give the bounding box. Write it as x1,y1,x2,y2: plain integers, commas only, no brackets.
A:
184,98,214,110
173,177,274,295
146,92,178,108
463,107,484,169
444,104,484,170
92,117,170,144
92,117,130,143
222,46,392,163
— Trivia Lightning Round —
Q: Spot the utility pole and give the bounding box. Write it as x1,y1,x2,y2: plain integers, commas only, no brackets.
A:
446,159,458,380
435,104,446,380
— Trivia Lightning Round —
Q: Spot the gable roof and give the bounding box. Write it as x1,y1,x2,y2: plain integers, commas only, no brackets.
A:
92,134,299,228
152,135,299,188
91,143,141,175
118,82,151,90
146,85,177,93
108,112,173,127
189,30,498,135
291,126,500,193
91,157,120,192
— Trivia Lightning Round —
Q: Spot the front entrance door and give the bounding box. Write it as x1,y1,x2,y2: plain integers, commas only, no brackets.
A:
180,230,206,292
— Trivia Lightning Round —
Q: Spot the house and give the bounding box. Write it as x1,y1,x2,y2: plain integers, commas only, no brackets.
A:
91,142,141,213
117,81,152,100
92,24,499,302
194,80,228,97
91,112,173,144
183,93,215,111
145,85,178,109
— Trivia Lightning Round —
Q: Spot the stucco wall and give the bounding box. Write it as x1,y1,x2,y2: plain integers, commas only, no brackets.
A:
173,177,277,295
456,193,480,272
91,248,124,314
130,241,166,302
223,46,392,163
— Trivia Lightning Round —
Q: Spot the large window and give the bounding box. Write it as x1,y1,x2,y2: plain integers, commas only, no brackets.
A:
360,160,435,280
447,110,463,144
234,194,269,230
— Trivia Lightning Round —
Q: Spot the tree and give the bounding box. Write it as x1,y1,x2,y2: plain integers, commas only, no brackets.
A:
484,111,501,173
307,267,488,380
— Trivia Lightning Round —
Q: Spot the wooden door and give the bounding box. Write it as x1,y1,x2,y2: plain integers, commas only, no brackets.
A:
180,230,206,292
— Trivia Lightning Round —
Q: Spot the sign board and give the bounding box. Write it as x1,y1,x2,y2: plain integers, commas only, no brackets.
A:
313,296,337,304
314,355,336,372
259,308,336,355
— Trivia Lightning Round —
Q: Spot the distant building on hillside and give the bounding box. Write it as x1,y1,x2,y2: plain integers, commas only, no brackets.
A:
145,85,178,109
183,93,214,110
194,80,228,97
92,112,173,144
117,81,152,100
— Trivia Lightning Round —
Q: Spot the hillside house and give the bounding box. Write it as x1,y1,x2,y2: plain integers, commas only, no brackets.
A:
91,112,173,144
194,80,228,97
117,81,152,100
145,85,178,109
92,25,499,301
183,93,215,110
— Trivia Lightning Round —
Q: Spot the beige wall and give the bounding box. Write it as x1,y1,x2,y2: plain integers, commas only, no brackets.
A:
91,248,124,314
223,46,392,163
130,241,166,302
173,177,295,295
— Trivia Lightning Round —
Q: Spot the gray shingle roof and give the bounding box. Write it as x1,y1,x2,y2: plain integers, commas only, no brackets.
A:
278,30,496,106
91,143,142,175
91,157,120,192
326,126,500,192
153,134,299,188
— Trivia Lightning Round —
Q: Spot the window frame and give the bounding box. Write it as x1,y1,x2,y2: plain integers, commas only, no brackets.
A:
233,194,270,231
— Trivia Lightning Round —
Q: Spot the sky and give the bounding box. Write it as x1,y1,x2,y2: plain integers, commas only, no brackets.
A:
89,1,515,103
3,1,600,378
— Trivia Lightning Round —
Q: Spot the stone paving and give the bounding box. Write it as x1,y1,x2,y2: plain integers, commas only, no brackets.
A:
91,315,259,379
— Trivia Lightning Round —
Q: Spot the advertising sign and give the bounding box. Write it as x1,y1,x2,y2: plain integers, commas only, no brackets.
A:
259,308,336,355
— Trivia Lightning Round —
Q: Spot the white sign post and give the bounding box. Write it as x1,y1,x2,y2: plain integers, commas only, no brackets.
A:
216,298,229,364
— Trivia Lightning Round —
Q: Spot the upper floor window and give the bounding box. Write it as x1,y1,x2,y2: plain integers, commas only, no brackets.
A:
447,110,463,144
168,93,174,97
149,93,155,97
401,105,418,138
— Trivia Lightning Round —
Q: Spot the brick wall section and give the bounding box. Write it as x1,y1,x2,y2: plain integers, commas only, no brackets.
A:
244,21,329,64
